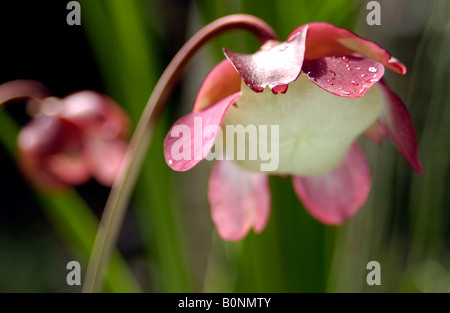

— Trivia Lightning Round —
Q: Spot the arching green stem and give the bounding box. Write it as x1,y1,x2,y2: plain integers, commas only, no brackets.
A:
83,14,277,293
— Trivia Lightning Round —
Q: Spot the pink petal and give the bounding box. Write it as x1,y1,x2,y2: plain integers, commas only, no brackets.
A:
288,22,407,75
303,55,385,98
223,27,307,94
378,80,423,173
85,138,128,186
60,91,130,140
164,93,240,172
208,159,271,241
17,116,90,188
192,59,241,112
46,153,91,186
292,144,371,225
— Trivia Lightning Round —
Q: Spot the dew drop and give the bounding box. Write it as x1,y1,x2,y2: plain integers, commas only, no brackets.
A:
341,89,351,95
329,69,336,76
326,79,334,85
368,67,378,73
168,160,173,165
356,67,361,70
342,56,349,62
361,74,368,78
351,80,359,86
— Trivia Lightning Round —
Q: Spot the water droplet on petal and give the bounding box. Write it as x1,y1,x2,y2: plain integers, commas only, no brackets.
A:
368,67,378,73
341,89,351,95
351,80,359,86
329,69,336,76
361,74,368,78
326,79,334,85
168,160,173,165
342,56,349,62
356,67,361,70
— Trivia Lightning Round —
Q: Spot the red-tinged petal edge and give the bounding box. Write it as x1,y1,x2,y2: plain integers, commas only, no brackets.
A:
292,144,371,225
378,80,423,173
288,22,407,75
223,26,307,94
164,93,240,172
303,55,385,98
208,159,271,241
193,59,241,112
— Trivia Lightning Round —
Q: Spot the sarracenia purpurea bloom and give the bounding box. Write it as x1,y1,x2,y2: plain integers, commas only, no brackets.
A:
0,80,130,189
164,22,423,241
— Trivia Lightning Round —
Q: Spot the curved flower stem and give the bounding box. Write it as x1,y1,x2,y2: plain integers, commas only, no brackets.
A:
83,14,277,293
0,80,50,106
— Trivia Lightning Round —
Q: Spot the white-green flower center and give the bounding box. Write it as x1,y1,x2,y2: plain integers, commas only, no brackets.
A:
221,74,383,176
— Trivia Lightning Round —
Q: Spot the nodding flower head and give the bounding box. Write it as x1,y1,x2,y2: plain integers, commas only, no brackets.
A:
15,88,130,189
164,22,422,241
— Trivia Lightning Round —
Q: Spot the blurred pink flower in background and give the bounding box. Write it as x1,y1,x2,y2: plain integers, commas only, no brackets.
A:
164,23,423,241
15,87,130,189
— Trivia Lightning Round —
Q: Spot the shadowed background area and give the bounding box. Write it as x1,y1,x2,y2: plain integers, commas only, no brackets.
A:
0,0,448,292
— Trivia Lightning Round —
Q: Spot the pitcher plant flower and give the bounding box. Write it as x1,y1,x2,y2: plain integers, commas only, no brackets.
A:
164,22,423,241
0,80,130,189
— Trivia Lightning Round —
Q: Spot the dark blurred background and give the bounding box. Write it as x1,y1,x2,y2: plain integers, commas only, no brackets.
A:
0,0,190,292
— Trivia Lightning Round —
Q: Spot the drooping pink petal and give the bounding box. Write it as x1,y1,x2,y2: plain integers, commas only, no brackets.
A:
377,80,423,173
192,59,241,112
288,22,406,75
303,55,385,98
85,138,128,186
59,91,130,140
17,116,90,188
164,93,240,171
364,120,387,145
208,159,271,241
223,26,307,94
292,144,371,225
46,153,91,186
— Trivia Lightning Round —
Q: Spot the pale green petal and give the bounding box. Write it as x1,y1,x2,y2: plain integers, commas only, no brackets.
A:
221,75,383,176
